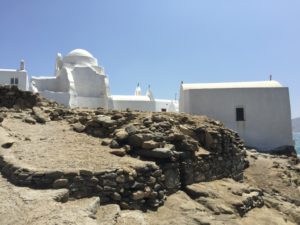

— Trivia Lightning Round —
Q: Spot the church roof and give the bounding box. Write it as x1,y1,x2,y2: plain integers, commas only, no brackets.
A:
67,49,94,58
181,80,283,90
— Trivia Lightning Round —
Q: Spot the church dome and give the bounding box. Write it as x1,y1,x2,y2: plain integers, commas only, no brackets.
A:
67,49,94,58
63,49,98,66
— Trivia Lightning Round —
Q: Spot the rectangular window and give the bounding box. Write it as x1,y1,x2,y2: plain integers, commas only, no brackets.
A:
161,108,167,112
236,107,245,121
10,78,19,86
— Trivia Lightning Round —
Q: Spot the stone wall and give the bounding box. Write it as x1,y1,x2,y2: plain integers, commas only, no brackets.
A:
0,155,165,209
0,86,248,209
0,85,57,109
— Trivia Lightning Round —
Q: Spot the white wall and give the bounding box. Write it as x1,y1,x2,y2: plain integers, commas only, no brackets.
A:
112,99,156,111
155,100,178,112
180,87,293,151
39,91,70,106
0,70,28,90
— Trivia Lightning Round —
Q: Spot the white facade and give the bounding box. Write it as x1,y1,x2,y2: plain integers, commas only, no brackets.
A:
30,49,178,112
31,49,110,108
0,60,29,90
179,81,294,151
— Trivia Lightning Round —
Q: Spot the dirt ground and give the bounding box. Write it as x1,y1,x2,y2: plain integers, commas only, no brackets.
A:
1,115,150,172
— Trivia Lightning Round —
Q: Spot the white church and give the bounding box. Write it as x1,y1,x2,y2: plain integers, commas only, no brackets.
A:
0,48,294,152
30,49,178,112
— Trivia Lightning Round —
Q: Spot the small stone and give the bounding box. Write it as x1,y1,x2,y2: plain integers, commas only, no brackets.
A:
72,123,85,132
110,149,126,157
112,192,122,201
123,145,132,153
101,139,111,146
116,175,126,183
115,130,129,142
79,169,93,176
128,134,144,148
110,140,120,149
125,125,138,135
144,186,152,198
137,148,173,159
142,140,159,150
132,190,145,200
24,116,36,124
32,106,49,123
52,179,69,189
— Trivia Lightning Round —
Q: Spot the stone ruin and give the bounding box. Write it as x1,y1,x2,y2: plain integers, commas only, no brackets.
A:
0,85,247,210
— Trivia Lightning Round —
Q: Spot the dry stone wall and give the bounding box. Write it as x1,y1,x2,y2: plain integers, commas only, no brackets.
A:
0,86,247,209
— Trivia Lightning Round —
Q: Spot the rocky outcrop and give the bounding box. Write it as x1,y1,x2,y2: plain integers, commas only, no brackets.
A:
0,85,57,109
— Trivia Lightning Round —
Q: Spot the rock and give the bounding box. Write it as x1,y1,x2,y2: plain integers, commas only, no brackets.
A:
152,115,165,122
137,148,173,159
101,139,111,146
128,134,144,148
53,189,70,203
177,139,198,152
110,140,120,149
52,179,69,189
132,190,145,200
112,192,122,201
79,169,93,177
110,148,126,157
123,145,132,153
24,116,36,124
94,115,117,128
32,106,49,124
142,140,159,150
115,130,129,142
72,123,85,133
125,125,138,135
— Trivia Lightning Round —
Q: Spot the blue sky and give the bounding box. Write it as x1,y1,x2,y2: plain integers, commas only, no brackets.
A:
0,0,299,117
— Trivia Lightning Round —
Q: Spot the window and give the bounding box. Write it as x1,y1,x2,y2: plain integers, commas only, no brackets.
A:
161,108,167,112
236,107,245,121
10,78,19,86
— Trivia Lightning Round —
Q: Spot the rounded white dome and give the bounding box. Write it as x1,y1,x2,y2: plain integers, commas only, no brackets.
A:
63,49,98,66
67,49,94,58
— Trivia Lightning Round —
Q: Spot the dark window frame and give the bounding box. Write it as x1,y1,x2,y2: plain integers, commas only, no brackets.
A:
236,107,245,121
10,77,19,86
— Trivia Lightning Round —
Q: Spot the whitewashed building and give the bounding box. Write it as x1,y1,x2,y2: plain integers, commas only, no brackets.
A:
0,60,29,90
179,81,294,151
30,49,178,112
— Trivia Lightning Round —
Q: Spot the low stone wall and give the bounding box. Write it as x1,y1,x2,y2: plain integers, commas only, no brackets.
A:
0,86,248,210
0,155,165,209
